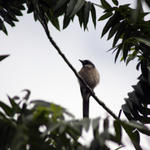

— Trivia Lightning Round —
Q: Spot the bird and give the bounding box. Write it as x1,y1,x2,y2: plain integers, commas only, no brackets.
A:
78,59,100,118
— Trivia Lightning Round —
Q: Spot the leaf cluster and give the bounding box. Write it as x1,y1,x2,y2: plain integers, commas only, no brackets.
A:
27,0,96,30
0,90,124,150
99,0,150,65
0,0,97,34
0,0,25,35
122,60,150,124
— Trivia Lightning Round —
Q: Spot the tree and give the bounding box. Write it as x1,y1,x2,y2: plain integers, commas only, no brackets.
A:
0,0,150,149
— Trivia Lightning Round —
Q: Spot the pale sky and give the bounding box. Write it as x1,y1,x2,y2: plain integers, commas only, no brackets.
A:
0,0,149,149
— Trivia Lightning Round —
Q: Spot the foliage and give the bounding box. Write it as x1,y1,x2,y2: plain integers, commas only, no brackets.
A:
1,0,150,150
122,60,150,124
99,0,150,65
0,0,25,35
0,55,9,61
0,0,96,33
0,91,123,150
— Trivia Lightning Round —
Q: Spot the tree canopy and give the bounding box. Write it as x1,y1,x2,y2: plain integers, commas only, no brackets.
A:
1,0,150,149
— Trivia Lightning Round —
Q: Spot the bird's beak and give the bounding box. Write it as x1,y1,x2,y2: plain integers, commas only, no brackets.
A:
79,59,83,64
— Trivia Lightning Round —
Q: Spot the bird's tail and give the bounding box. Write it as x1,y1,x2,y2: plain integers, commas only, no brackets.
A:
80,87,90,118
83,98,89,118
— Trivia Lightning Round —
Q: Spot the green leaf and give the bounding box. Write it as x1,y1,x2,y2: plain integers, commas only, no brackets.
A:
103,117,109,131
101,14,119,37
7,95,21,113
81,118,90,132
59,123,67,134
114,44,122,62
92,117,100,137
113,21,126,47
122,42,131,61
31,100,51,108
70,0,85,18
145,0,150,7
48,10,60,30
98,12,112,21
126,48,138,65
112,0,118,6
108,23,119,40
77,8,84,27
135,37,150,47
91,4,96,28
128,121,150,136
0,19,8,35
66,0,77,17
121,122,141,149
100,0,111,9
0,101,13,116
114,121,122,143
63,15,71,29
0,54,9,61
92,117,100,130
83,1,91,29
53,0,69,11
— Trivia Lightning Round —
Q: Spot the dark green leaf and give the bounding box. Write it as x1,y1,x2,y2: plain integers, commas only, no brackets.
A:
108,23,119,40
0,101,13,116
113,21,126,47
63,15,71,29
112,0,118,6
122,42,131,61
126,49,138,65
31,100,51,108
53,0,69,11
54,3,67,17
114,44,122,62
0,54,9,61
91,4,96,28
48,10,60,30
98,12,112,21
0,18,8,35
83,1,91,29
145,0,150,7
81,118,90,132
122,104,132,114
66,0,77,17
114,121,122,143
100,0,111,9
101,14,119,37
121,122,141,149
92,117,100,138
135,37,150,47
4,16,15,27
128,121,150,136
59,123,66,134
9,6,23,16
77,8,84,27
7,95,21,113
103,117,109,131
70,0,85,18
92,117,100,130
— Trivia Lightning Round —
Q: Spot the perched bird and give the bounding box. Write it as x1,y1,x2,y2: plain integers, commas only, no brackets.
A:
78,59,100,118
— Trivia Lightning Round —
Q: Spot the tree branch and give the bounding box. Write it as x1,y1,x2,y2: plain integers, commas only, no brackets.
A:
33,3,119,120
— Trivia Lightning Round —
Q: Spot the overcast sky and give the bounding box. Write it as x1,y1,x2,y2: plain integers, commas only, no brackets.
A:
0,0,149,149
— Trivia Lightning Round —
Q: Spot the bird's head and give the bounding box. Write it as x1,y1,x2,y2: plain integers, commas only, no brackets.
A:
79,59,95,67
